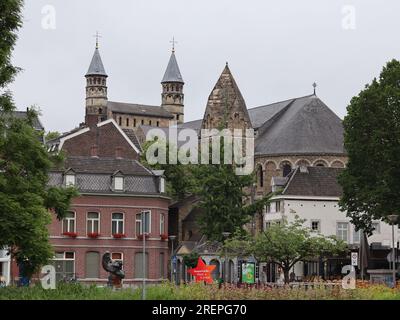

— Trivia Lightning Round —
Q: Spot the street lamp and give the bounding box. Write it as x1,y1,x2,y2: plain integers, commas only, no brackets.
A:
222,232,231,283
169,235,177,284
388,214,398,288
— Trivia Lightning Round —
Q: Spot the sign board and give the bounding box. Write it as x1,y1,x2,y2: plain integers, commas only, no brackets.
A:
188,257,216,284
241,262,255,284
351,252,358,266
172,256,177,264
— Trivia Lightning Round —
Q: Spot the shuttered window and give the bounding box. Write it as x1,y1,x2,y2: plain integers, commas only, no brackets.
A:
134,252,148,278
85,252,100,278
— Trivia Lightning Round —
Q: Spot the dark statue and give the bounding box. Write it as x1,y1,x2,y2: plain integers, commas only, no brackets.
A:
102,251,125,288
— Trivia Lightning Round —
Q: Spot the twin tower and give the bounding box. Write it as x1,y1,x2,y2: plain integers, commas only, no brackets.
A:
85,42,185,127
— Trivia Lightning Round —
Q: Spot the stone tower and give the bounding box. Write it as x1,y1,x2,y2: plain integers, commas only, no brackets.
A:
85,43,108,126
161,49,184,124
202,63,251,132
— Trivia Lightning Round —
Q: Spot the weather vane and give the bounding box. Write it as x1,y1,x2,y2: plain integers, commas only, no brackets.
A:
170,37,177,53
93,31,102,49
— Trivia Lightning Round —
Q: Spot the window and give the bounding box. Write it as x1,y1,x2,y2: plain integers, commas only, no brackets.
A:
265,221,271,230
141,119,144,125
112,213,124,235
126,118,129,126
257,166,264,187
118,117,122,126
159,252,165,278
136,211,151,236
311,220,320,232
177,114,180,121
65,174,75,186
353,228,360,243
282,164,292,177
114,176,124,191
53,252,75,282
275,201,281,213
134,252,149,278
156,121,160,127
337,222,349,242
134,118,136,127
149,120,152,126
160,214,165,235
372,222,380,234
87,212,100,235
62,212,75,234
85,252,100,278
265,204,271,214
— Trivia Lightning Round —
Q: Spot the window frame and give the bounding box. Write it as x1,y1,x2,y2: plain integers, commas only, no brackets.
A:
136,210,151,236
159,213,165,235
111,212,124,235
336,222,349,242
86,212,100,235
62,211,76,234
311,220,321,232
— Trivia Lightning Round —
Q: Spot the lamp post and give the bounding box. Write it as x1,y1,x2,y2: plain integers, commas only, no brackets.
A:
169,235,176,284
388,214,398,288
222,232,231,283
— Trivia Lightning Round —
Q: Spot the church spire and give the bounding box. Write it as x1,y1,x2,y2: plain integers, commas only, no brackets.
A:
161,44,185,124
86,46,107,77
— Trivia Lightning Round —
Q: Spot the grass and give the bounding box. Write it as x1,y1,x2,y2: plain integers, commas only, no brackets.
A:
0,282,399,300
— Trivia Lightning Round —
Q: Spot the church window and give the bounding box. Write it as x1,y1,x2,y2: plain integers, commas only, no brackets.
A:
149,120,152,125
118,117,122,126
257,166,263,187
282,164,292,177
98,108,102,114
156,121,159,127
134,119,136,127
141,119,144,125
176,114,180,121
126,118,129,126
102,79,105,85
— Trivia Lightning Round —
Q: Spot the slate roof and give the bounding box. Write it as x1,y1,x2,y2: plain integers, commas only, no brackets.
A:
254,95,345,156
282,166,343,197
122,128,142,151
180,94,345,156
86,48,107,77
108,101,174,118
161,51,184,83
56,156,153,175
12,111,44,131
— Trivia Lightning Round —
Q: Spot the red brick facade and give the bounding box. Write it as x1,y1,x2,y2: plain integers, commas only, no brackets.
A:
49,194,170,286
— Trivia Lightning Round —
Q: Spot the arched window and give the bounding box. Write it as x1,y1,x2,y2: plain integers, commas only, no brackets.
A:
133,118,136,127
282,163,292,177
257,165,264,187
126,118,129,127
118,117,122,126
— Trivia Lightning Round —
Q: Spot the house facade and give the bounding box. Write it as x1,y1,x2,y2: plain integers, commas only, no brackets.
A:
264,166,400,281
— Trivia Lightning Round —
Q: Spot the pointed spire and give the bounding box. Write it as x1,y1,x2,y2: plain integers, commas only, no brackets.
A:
161,51,184,83
86,46,107,77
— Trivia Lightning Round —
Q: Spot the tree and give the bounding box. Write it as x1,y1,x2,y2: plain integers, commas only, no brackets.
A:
0,0,77,278
45,131,61,142
338,59,400,234
182,251,200,269
224,217,347,284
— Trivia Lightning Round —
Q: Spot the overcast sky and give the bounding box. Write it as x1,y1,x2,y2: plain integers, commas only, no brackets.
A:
9,0,400,133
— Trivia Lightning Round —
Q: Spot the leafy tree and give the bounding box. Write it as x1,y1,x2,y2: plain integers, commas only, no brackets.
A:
338,59,400,234
182,251,200,268
45,131,61,142
0,0,78,278
224,217,347,284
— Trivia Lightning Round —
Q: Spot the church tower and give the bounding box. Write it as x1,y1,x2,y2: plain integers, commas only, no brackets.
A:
161,47,184,124
85,41,108,126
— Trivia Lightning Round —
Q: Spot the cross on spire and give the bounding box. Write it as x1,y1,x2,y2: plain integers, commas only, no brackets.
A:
312,82,317,95
170,37,177,53
93,31,102,49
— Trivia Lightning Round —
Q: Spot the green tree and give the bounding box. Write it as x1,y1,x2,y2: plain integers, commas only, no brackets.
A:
0,0,77,278
45,131,61,142
224,217,347,284
338,59,400,234
182,251,200,269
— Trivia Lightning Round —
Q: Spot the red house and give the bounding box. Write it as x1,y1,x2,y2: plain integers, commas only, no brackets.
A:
47,119,170,286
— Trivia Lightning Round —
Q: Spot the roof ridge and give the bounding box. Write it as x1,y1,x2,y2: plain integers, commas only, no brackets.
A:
108,101,161,108
248,94,315,111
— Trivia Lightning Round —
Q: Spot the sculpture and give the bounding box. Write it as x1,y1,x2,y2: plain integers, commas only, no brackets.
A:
102,251,125,288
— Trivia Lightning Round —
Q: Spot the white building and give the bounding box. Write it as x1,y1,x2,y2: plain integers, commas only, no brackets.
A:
263,166,399,281
0,248,11,286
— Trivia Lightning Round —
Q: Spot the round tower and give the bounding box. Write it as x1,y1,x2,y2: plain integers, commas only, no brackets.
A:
161,48,184,124
85,43,108,126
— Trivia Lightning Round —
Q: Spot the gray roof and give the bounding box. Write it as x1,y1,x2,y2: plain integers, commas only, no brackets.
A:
12,111,44,131
282,166,343,197
254,95,345,156
86,48,107,77
161,52,184,83
122,128,142,151
56,156,153,175
108,101,174,118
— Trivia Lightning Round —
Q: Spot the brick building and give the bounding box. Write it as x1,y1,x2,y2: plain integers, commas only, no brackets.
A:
47,119,170,286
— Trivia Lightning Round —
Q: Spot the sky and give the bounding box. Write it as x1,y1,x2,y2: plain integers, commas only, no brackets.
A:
9,0,400,133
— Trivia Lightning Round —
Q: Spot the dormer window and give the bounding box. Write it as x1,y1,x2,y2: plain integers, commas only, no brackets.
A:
64,170,76,186
113,171,124,191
